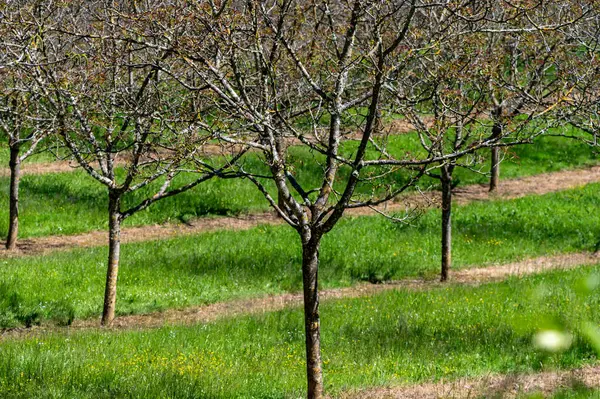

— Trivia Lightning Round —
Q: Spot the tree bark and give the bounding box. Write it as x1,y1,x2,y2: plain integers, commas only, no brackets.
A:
489,145,500,192
301,233,324,399
489,109,503,192
6,143,21,250
440,165,453,282
101,192,122,326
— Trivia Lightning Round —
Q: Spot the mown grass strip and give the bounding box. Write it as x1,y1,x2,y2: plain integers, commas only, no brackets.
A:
1,265,600,398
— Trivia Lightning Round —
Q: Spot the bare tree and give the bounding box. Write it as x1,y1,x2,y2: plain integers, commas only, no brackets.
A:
482,2,592,192
21,1,241,326
386,1,590,281
555,3,600,251
162,1,556,396
0,2,53,250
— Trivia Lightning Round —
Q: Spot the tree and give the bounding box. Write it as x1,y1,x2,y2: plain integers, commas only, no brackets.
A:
0,2,53,250
23,1,241,326
555,3,600,251
166,1,547,396
387,1,590,281
482,2,593,192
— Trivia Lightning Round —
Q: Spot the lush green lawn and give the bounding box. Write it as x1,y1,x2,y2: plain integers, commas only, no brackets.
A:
0,134,597,239
1,182,599,328
1,265,599,398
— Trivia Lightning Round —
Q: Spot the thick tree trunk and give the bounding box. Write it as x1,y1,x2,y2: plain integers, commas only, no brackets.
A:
440,166,453,282
301,234,324,399
6,144,21,250
101,193,121,326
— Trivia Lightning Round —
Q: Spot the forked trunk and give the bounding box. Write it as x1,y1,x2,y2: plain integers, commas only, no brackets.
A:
101,193,121,326
301,234,324,399
440,166,453,282
6,144,21,250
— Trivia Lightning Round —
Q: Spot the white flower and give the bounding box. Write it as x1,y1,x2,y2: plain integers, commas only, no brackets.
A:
533,330,573,352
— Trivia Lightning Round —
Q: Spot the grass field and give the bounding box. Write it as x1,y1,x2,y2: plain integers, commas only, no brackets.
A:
1,265,599,398
1,131,599,398
1,182,598,328
0,134,596,239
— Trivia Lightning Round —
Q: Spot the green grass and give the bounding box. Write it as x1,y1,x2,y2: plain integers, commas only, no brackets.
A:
0,135,69,165
0,134,597,239
1,265,600,398
523,385,600,399
0,170,272,238
523,386,600,398
0,182,599,328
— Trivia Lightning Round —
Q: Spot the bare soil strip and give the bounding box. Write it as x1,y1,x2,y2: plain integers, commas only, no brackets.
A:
0,120,424,177
0,145,232,177
1,251,598,340
340,364,600,399
75,252,600,329
0,160,81,177
0,213,282,258
1,165,599,258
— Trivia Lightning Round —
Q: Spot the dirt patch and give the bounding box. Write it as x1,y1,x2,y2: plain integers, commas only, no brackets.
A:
336,165,600,218
0,213,281,258
452,165,600,204
1,165,599,258
1,250,598,340
0,147,236,177
0,160,82,177
341,365,600,399
0,119,434,177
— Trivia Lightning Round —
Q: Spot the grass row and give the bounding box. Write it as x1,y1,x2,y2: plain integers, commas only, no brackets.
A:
1,182,599,328
526,387,600,398
0,134,596,239
1,265,600,398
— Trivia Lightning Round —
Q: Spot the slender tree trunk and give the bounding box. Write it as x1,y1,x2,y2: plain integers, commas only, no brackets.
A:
489,107,503,192
275,140,288,218
6,143,21,250
489,146,500,192
301,233,324,399
101,192,122,326
440,165,453,282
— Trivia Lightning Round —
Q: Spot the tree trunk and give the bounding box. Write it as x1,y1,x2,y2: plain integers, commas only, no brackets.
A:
101,192,122,326
301,234,324,399
489,145,500,192
440,166,453,282
6,144,21,250
489,112,503,192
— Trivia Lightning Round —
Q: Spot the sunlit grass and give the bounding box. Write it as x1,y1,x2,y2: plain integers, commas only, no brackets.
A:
1,265,599,398
0,183,599,328
0,133,597,239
